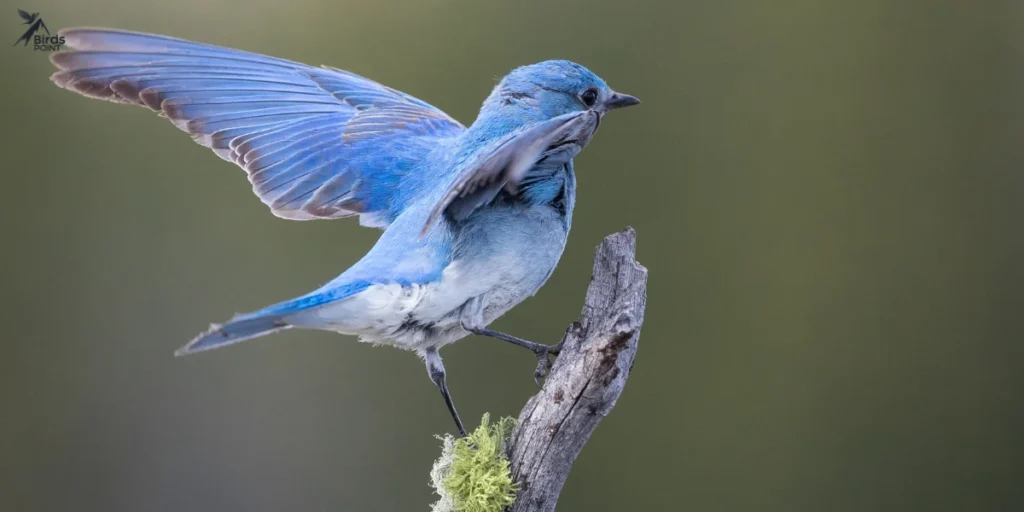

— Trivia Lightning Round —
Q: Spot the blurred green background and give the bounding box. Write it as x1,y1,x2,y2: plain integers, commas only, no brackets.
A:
2,0,1022,510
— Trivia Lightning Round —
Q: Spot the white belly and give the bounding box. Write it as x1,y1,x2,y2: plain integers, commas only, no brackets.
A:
287,261,474,350
288,205,568,352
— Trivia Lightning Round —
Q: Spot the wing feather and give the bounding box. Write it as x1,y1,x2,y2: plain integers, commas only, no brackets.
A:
421,111,598,235
50,28,465,227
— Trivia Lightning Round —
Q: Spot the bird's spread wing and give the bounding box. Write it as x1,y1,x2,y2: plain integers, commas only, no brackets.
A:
50,28,465,228
18,10,33,22
421,111,596,235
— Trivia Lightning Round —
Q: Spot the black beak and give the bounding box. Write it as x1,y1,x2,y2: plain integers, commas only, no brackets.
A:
603,92,641,111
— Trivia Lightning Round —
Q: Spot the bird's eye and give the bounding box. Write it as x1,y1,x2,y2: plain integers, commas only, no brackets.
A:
580,88,599,108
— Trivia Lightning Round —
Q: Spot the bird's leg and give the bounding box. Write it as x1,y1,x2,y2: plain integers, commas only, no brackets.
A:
424,348,466,437
462,323,563,386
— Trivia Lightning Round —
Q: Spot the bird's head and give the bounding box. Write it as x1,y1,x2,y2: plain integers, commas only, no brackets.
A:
481,60,639,126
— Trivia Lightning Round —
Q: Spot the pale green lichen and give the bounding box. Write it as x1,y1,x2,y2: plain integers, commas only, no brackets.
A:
430,414,517,512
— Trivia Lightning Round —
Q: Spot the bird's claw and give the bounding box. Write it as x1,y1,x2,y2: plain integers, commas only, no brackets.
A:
533,357,551,387
531,341,563,387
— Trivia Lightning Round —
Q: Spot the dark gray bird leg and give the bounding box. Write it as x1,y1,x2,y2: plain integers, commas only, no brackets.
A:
425,348,466,437
462,323,563,386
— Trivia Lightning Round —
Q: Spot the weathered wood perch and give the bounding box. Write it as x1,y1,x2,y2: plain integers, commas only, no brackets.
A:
507,227,647,512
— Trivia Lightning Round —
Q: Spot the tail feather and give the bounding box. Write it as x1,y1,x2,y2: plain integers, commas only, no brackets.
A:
174,281,371,356
176,314,290,356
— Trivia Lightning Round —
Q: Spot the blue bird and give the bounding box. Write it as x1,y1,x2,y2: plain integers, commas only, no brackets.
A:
49,28,639,435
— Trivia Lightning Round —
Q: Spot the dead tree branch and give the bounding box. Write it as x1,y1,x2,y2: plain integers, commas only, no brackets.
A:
507,227,647,512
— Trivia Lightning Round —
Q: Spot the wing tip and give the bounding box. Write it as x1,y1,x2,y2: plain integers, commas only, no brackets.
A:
109,79,144,104
57,26,200,52
49,69,71,87
138,87,164,110
47,50,76,71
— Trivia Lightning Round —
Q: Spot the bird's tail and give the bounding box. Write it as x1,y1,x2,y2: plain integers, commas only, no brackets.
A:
174,281,370,356
175,314,290,356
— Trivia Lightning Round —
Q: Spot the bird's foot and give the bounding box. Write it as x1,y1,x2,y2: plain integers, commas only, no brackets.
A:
462,323,564,387
531,340,564,387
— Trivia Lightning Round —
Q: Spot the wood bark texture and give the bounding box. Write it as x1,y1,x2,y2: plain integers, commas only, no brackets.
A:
507,227,648,512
